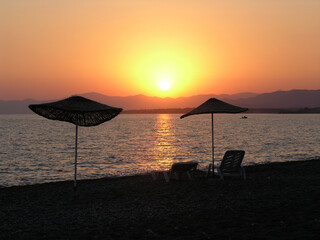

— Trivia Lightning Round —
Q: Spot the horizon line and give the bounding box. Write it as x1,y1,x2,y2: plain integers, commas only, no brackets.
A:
1,88,320,102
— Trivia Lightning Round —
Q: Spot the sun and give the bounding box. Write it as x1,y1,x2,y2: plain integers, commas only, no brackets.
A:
159,79,171,91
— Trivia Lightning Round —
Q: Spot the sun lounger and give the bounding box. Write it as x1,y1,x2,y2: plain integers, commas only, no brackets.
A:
152,161,198,182
207,150,246,180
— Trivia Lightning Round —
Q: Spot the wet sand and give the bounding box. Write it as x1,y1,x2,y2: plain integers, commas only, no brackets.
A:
1,160,320,239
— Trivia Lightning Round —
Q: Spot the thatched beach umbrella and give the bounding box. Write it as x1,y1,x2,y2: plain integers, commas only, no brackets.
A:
180,98,247,175
29,96,122,190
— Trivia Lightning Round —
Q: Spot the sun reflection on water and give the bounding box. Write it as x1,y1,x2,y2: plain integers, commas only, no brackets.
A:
2,114,320,187
145,114,179,171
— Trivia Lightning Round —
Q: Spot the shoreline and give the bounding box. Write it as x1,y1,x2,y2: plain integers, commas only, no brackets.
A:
1,158,320,189
1,159,320,239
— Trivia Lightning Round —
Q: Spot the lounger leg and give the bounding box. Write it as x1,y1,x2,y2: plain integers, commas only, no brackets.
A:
151,171,157,181
163,172,170,183
217,167,224,180
186,171,191,180
241,166,246,180
206,164,213,178
174,172,179,180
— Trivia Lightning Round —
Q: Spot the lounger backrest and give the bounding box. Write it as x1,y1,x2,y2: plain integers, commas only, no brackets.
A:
219,150,245,173
171,162,198,172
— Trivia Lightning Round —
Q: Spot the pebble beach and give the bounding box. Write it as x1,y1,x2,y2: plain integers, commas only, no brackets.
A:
1,160,320,239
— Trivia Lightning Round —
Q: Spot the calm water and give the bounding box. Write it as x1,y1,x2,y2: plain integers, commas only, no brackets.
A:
0,114,319,187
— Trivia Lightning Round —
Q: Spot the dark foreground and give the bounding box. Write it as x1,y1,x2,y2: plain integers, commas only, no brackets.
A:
1,160,320,240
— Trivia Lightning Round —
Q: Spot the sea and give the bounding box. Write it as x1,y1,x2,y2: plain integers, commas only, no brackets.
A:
0,114,319,187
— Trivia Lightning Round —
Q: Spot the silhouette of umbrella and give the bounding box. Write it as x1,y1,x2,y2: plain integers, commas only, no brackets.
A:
29,96,122,190
180,98,247,175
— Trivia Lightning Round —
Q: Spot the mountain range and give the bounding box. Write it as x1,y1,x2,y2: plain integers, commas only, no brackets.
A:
1,89,320,114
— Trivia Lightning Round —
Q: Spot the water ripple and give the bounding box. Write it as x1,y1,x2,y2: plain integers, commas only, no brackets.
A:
0,114,320,186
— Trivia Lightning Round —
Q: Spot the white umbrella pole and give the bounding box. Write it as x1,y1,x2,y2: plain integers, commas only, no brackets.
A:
211,113,214,176
74,124,78,191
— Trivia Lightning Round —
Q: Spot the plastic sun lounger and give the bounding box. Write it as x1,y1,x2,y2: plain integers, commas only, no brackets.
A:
207,150,246,180
152,161,199,183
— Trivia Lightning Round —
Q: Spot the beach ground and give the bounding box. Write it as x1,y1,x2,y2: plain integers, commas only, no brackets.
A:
1,160,320,239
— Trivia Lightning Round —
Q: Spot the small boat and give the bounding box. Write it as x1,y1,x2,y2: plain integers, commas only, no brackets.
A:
241,116,248,119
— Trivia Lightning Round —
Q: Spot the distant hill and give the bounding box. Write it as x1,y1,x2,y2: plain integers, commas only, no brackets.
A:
227,89,320,108
79,92,258,110
1,89,320,114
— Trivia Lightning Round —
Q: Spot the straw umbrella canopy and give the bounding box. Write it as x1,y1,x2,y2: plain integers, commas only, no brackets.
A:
29,96,122,190
180,98,247,175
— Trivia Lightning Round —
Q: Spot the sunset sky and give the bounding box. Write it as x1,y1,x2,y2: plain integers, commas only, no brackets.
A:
1,0,319,100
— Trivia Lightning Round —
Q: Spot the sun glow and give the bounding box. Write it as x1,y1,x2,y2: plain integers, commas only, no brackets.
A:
159,79,171,91
119,35,211,97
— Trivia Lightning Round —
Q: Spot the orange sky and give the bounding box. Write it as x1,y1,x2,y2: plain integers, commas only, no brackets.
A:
0,0,319,100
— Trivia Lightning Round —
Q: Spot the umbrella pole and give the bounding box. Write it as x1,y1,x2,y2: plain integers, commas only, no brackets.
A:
74,124,78,191
211,113,214,177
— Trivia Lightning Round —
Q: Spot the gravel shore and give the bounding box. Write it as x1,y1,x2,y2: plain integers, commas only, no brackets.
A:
1,160,320,239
